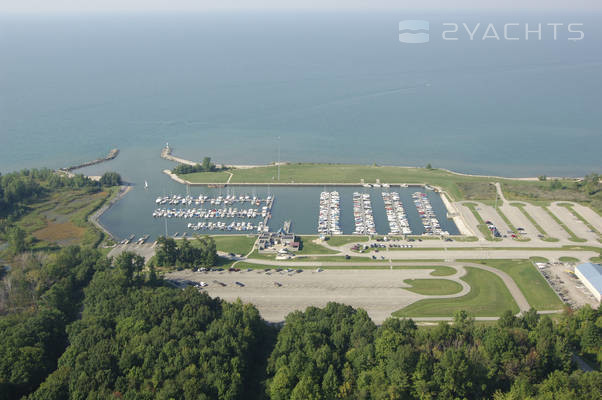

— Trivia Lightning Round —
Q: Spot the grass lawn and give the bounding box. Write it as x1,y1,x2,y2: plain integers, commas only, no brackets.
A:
297,236,339,254
174,163,600,212
324,236,369,246
403,279,463,295
178,163,526,201
559,256,579,263
464,259,563,310
393,267,519,317
210,235,256,255
178,171,231,183
451,236,479,242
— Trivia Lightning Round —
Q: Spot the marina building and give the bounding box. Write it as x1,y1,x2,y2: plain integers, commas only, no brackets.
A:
575,262,602,302
256,232,299,253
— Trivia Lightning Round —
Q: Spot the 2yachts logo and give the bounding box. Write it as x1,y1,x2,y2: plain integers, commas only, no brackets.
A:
398,20,430,43
399,20,584,43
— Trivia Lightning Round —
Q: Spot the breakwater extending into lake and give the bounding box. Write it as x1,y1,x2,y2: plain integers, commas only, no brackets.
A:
59,149,119,173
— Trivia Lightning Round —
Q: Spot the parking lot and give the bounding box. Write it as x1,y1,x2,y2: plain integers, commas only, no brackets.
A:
535,261,599,308
167,268,468,324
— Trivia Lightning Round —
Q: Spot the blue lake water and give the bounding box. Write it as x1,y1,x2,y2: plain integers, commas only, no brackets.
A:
0,12,600,238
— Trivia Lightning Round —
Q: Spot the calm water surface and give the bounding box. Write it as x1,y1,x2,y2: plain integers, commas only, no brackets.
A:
1,12,599,238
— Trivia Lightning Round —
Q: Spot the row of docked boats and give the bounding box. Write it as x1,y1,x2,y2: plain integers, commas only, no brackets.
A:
412,192,447,235
318,191,342,235
155,194,272,207
186,221,264,232
382,192,412,235
119,234,149,245
152,206,269,219
353,192,376,235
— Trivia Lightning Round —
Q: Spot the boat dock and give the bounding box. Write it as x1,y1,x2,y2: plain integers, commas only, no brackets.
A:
154,193,274,233
60,148,119,173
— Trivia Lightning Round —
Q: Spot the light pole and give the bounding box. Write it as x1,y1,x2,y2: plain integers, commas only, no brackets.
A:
277,136,281,181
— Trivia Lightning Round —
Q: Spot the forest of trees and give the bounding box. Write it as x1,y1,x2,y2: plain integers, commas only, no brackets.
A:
0,246,111,399
1,245,600,399
98,172,122,186
172,157,222,175
154,236,217,268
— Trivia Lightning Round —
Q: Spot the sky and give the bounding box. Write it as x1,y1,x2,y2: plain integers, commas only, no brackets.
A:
0,0,601,14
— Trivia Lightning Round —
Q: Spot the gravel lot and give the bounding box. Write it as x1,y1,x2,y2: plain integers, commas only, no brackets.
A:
167,268,469,324
473,202,513,237
537,261,599,308
523,204,570,240
570,203,602,234
548,204,598,241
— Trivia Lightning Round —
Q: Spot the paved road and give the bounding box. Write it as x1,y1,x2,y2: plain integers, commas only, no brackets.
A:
309,239,597,262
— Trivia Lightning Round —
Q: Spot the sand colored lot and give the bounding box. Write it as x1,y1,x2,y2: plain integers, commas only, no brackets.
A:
549,203,598,241
168,268,470,324
522,203,570,240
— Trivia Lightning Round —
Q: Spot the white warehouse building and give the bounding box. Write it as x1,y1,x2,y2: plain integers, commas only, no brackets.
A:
575,263,602,303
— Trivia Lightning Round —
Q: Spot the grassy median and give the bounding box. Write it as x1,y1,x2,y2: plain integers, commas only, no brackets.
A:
393,267,519,317
403,279,463,295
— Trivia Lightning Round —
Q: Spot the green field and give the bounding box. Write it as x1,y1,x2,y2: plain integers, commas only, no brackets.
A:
174,163,601,212
297,236,339,254
393,267,519,317
464,259,563,310
324,236,369,246
11,187,116,250
403,279,463,295
180,164,522,201
210,235,256,255
174,171,232,183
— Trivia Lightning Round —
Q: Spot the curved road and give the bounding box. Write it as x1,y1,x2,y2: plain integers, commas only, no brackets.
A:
242,259,532,313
